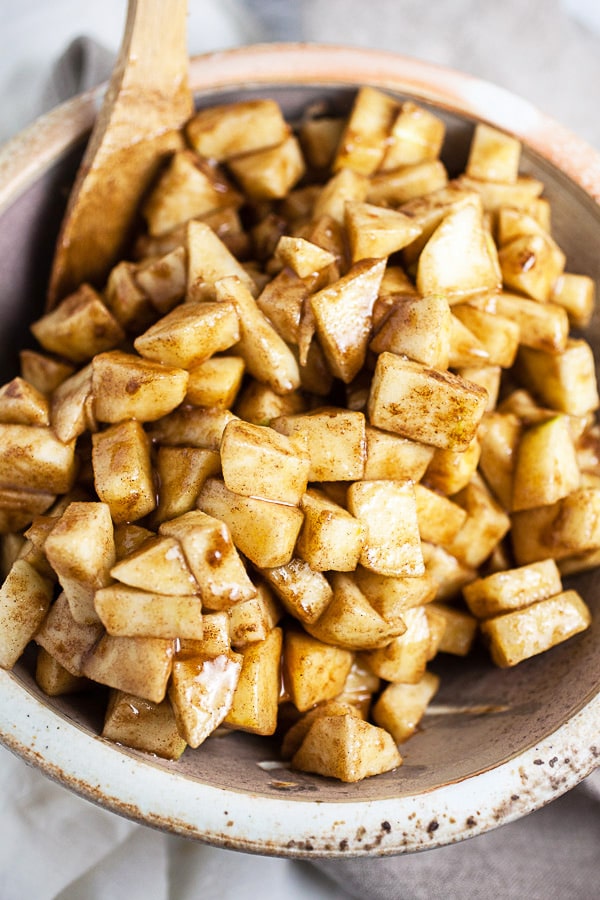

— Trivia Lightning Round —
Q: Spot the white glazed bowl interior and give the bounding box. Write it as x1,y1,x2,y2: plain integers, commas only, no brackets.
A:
0,44,599,857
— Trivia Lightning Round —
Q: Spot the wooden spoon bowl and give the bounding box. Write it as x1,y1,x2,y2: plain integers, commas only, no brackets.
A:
48,0,192,306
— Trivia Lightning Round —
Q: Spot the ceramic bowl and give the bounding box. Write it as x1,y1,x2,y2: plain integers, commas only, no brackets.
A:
0,44,599,857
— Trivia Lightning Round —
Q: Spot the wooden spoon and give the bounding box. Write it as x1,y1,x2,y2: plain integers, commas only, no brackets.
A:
48,0,192,307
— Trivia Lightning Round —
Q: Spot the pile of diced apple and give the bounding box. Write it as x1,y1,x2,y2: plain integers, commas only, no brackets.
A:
0,87,595,782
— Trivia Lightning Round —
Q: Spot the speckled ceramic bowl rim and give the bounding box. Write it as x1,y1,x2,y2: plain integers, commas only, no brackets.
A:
0,43,599,858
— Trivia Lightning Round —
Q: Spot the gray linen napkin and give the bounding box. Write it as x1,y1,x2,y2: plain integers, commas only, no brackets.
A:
313,780,600,899
46,33,600,900
42,35,114,112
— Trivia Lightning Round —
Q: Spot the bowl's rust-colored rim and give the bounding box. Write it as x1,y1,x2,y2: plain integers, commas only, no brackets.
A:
0,43,599,858
1,43,600,213
190,43,600,201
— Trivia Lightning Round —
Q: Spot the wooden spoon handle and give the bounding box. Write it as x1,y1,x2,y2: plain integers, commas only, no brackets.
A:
48,0,192,306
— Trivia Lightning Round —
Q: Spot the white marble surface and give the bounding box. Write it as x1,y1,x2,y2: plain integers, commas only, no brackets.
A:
1,2,599,898
1,0,600,148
